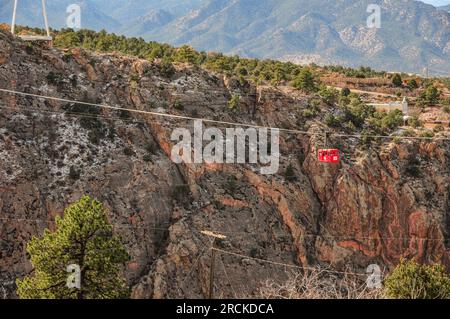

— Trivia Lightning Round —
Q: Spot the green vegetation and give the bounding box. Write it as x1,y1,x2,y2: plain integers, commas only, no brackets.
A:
16,196,130,299
143,154,152,162
224,177,238,194
171,184,191,205
46,71,63,85
433,124,445,133
442,99,450,113
392,74,403,87
123,147,134,156
369,110,404,131
228,93,241,110
420,130,434,138
404,157,421,177
53,29,308,87
26,28,428,136
324,91,405,134
159,57,176,78
172,100,184,111
291,69,317,93
318,86,339,105
407,79,418,91
408,116,422,128
340,87,351,97
323,65,386,78
384,259,450,299
68,166,80,180
418,84,440,105
284,164,296,182
63,95,108,145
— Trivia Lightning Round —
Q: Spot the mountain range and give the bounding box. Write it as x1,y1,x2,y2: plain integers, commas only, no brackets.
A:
0,0,449,75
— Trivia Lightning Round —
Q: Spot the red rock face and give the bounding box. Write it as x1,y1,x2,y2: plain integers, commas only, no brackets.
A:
304,141,450,269
0,29,449,298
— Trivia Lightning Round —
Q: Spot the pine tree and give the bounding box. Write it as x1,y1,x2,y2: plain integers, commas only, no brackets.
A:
291,69,317,93
16,196,130,299
392,74,403,87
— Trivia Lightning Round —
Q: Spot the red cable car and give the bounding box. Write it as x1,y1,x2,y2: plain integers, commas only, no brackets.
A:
318,149,340,163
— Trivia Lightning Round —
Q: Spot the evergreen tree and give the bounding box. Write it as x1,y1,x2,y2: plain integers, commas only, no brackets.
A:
407,79,418,91
423,85,440,104
392,74,403,87
16,196,130,299
291,69,317,93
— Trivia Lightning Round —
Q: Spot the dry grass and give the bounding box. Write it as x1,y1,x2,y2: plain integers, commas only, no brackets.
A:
259,268,383,299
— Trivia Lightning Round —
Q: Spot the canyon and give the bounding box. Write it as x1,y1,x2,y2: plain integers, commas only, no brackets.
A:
0,29,449,299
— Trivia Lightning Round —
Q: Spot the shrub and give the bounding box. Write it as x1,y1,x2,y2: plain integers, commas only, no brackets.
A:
384,259,450,299
284,164,296,182
46,71,62,85
228,94,241,110
401,129,416,137
360,129,374,148
123,147,134,156
318,86,339,105
433,124,444,133
160,57,175,78
324,114,338,127
422,85,440,104
407,79,418,91
145,142,158,155
405,157,421,177
68,166,80,180
173,100,184,110
224,178,238,194
25,42,34,54
291,69,317,93
345,98,376,128
372,110,404,130
171,184,191,205
302,109,316,118
408,116,422,128
174,45,199,64
443,105,450,114
143,154,152,162
420,130,434,138
129,74,140,83
392,74,403,87
341,87,351,97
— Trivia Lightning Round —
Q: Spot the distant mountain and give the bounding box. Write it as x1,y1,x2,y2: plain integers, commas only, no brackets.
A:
0,0,449,75
140,0,450,75
117,9,174,36
92,0,204,24
0,0,204,33
438,4,450,11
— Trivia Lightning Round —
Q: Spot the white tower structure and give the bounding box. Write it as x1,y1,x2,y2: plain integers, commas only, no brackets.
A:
11,0,52,41
401,97,409,116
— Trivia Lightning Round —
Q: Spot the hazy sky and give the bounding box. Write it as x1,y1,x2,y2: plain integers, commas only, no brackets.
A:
421,0,450,6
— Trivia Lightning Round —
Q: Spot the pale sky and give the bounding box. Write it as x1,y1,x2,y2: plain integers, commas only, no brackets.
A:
420,0,450,6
